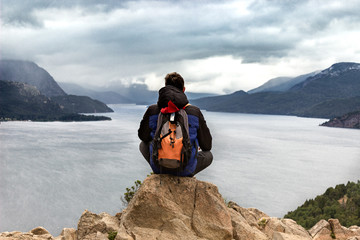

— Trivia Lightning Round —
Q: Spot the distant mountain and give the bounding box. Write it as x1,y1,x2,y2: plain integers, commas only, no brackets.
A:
193,62,360,118
104,83,219,104
100,83,158,105
248,77,292,94
0,80,110,121
186,92,219,100
248,71,319,94
0,59,66,97
58,82,133,104
61,82,157,105
0,59,113,114
290,62,360,98
191,90,248,112
60,81,219,105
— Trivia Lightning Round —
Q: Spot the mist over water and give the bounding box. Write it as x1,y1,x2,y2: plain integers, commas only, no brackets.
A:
1,104,359,235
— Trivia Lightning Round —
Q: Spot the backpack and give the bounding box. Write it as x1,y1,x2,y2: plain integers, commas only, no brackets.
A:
152,109,191,172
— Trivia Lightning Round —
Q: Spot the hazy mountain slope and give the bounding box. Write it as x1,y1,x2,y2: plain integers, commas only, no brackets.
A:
101,83,158,104
248,71,319,94
0,59,66,97
60,81,219,104
248,77,292,94
186,92,219,100
58,82,133,104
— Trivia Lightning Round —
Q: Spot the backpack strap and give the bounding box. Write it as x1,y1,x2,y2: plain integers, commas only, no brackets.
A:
176,109,191,168
183,103,191,109
177,109,189,138
152,112,167,166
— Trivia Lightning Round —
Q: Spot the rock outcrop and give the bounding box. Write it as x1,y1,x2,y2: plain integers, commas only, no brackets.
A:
309,219,360,240
321,111,360,129
1,175,359,240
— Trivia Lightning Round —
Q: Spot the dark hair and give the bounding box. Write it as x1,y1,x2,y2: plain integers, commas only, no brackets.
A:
165,72,184,90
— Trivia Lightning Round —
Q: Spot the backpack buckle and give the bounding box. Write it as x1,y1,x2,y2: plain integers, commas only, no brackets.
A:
170,112,175,122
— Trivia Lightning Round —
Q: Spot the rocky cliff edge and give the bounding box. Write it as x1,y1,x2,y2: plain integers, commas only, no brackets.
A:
1,175,360,240
321,111,360,129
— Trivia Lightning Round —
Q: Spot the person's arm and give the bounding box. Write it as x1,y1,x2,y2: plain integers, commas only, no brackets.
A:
197,111,212,151
138,105,160,142
138,108,153,142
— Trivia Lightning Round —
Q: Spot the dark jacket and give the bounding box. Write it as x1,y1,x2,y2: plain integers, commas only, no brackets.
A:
138,85,212,176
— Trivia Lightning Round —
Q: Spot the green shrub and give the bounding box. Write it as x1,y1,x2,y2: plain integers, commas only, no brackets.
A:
258,218,268,229
121,180,142,206
108,231,117,240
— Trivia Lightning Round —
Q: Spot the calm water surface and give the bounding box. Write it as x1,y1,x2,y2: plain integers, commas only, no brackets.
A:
0,104,359,235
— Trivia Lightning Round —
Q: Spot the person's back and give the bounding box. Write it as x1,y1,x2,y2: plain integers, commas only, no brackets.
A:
138,72,213,177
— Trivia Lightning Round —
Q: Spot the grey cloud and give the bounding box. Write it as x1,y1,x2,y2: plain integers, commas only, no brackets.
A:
1,0,46,27
0,0,312,63
1,0,129,26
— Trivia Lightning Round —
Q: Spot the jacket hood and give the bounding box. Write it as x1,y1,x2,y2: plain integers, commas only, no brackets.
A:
157,85,189,109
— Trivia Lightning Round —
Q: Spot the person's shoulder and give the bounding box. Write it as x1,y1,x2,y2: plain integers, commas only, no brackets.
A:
185,104,202,116
145,104,160,115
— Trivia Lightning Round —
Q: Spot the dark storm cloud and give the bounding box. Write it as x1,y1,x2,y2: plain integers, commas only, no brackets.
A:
3,0,359,62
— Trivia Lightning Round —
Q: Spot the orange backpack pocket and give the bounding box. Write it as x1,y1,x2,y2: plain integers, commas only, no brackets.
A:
158,122,184,168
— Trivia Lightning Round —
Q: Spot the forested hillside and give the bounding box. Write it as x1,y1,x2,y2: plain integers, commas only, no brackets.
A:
285,181,360,229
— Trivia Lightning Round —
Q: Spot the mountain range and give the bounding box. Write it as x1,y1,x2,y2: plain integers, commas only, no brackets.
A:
193,62,360,119
2,59,360,121
0,60,112,121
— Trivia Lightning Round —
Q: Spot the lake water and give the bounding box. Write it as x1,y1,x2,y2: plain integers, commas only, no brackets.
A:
1,104,359,235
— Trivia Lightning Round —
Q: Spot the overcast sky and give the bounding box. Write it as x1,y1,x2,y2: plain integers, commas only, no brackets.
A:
1,0,360,94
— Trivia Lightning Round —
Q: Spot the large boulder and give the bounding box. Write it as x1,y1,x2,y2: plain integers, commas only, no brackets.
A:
118,174,233,240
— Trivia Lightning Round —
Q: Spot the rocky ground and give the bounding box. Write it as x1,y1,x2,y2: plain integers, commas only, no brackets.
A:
1,175,360,240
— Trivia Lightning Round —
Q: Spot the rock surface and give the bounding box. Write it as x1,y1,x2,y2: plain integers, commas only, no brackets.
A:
1,175,360,240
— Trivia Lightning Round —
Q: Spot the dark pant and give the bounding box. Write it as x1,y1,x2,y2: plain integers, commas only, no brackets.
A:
139,141,213,176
